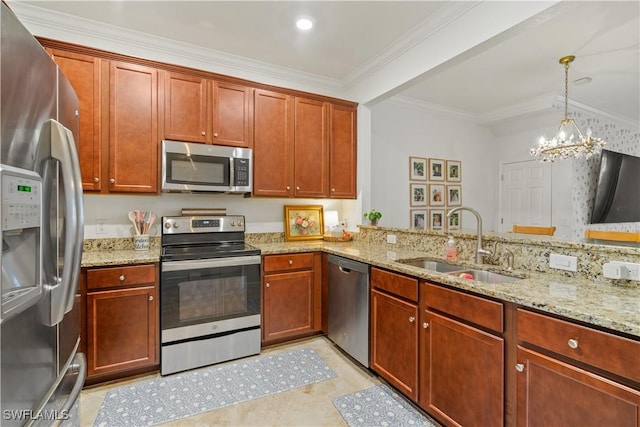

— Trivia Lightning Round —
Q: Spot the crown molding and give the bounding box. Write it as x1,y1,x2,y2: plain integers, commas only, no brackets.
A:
9,2,344,97
342,2,480,91
385,96,477,122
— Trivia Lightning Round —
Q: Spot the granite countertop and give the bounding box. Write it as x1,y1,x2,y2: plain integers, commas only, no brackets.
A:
81,240,639,338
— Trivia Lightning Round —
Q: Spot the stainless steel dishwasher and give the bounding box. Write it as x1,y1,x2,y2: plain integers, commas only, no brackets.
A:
328,254,370,367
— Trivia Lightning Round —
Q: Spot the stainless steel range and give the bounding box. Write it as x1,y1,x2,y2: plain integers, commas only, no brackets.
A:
160,215,261,375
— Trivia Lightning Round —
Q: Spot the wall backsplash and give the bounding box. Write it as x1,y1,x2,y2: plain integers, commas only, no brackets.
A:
569,109,640,240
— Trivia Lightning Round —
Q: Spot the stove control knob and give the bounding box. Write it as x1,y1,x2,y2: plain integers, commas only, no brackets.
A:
238,220,244,227
173,223,180,229
230,220,236,226
164,222,171,229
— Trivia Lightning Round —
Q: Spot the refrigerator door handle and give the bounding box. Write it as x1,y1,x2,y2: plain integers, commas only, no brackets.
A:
50,119,84,322
58,353,86,421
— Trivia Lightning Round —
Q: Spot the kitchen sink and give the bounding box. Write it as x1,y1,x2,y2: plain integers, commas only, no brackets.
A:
449,269,522,284
398,258,465,273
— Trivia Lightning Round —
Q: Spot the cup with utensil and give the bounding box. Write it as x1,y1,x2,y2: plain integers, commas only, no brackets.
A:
128,210,156,250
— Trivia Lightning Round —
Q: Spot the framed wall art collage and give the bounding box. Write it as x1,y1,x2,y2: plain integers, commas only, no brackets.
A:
409,156,462,232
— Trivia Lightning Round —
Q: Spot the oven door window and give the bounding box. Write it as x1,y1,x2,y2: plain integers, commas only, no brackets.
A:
161,263,259,331
165,152,230,187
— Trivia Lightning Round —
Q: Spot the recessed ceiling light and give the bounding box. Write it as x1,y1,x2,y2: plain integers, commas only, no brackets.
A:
296,17,314,31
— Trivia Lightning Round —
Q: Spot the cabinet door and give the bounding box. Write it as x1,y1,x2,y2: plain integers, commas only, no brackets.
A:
212,81,252,147
371,289,419,401
253,89,294,197
329,104,357,198
516,346,640,427
163,71,207,143
293,97,328,198
51,50,102,191
263,270,314,342
109,61,158,193
86,285,157,377
420,310,504,427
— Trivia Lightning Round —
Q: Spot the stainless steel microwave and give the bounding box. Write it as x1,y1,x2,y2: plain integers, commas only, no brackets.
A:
161,140,252,194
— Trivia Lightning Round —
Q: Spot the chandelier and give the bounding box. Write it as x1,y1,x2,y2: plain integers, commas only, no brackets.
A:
530,55,606,162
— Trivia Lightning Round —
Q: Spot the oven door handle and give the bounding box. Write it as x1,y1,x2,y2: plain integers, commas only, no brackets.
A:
161,255,261,272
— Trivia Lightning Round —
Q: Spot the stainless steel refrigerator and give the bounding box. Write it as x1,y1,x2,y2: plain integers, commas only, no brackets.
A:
0,3,86,426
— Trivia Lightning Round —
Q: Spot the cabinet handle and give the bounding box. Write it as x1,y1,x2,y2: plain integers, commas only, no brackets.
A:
266,283,270,288
422,322,429,329
110,178,115,184
515,363,525,372
201,131,206,136
288,260,293,265
93,177,99,183
567,338,579,349
119,275,125,282
409,316,415,323
149,295,154,301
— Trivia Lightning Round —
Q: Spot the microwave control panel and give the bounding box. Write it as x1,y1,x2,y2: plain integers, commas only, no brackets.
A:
234,158,250,187
0,164,42,231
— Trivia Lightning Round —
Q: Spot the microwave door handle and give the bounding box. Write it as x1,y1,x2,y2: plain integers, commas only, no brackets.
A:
49,119,84,324
229,157,235,188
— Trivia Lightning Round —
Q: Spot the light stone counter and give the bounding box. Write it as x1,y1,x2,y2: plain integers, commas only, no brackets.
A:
80,236,639,339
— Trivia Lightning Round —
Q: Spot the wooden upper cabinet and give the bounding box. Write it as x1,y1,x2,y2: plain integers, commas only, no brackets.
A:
50,49,103,191
109,61,158,193
212,81,252,147
329,104,357,198
253,89,294,197
163,72,207,143
163,71,252,147
294,97,329,198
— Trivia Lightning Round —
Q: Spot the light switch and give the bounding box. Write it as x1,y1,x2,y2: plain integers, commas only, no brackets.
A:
387,234,397,244
549,253,577,272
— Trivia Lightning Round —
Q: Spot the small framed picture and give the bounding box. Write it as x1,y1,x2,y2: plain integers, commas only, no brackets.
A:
447,185,462,206
429,183,445,206
410,209,428,230
284,205,324,241
428,158,445,181
446,160,461,182
430,209,445,231
448,210,461,231
410,183,427,207
409,157,427,181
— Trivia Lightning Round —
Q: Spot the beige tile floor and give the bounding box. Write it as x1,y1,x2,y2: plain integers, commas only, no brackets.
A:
79,336,385,426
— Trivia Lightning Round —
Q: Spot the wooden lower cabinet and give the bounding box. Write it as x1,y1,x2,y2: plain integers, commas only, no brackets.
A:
515,346,640,427
371,288,419,401
262,253,321,344
84,264,158,381
420,310,504,427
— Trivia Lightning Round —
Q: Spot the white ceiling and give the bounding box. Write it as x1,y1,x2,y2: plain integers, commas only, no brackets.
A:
13,1,640,126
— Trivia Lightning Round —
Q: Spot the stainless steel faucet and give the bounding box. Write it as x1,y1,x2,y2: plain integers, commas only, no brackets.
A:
446,206,493,264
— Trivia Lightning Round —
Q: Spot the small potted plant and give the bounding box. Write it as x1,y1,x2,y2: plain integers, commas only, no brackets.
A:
363,209,382,226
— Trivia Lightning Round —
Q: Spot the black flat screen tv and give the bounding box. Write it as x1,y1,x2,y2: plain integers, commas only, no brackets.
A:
591,149,640,224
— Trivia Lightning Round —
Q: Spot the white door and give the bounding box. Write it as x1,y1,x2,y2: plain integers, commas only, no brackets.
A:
500,160,552,232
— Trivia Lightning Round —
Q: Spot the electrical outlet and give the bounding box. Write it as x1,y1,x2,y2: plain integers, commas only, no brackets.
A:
96,219,107,234
549,253,577,272
387,234,397,244
603,261,640,281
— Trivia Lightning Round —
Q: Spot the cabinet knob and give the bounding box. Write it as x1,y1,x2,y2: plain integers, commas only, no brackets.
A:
119,275,125,282
422,322,429,329
201,131,206,136
149,295,154,301
286,186,290,190
93,177,99,183
110,178,115,184
296,186,300,190
332,188,335,192
409,316,415,323
213,133,219,137
266,283,270,288
567,338,579,349
288,260,293,265
515,363,525,372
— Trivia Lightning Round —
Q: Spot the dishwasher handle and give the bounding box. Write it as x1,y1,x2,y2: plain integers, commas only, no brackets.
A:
338,265,352,274
328,254,370,275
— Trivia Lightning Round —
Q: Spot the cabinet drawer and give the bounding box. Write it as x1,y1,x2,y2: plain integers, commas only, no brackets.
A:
423,282,503,333
263,253,314,272
517,308,640,383
371,267,418,302
87,264,157,290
